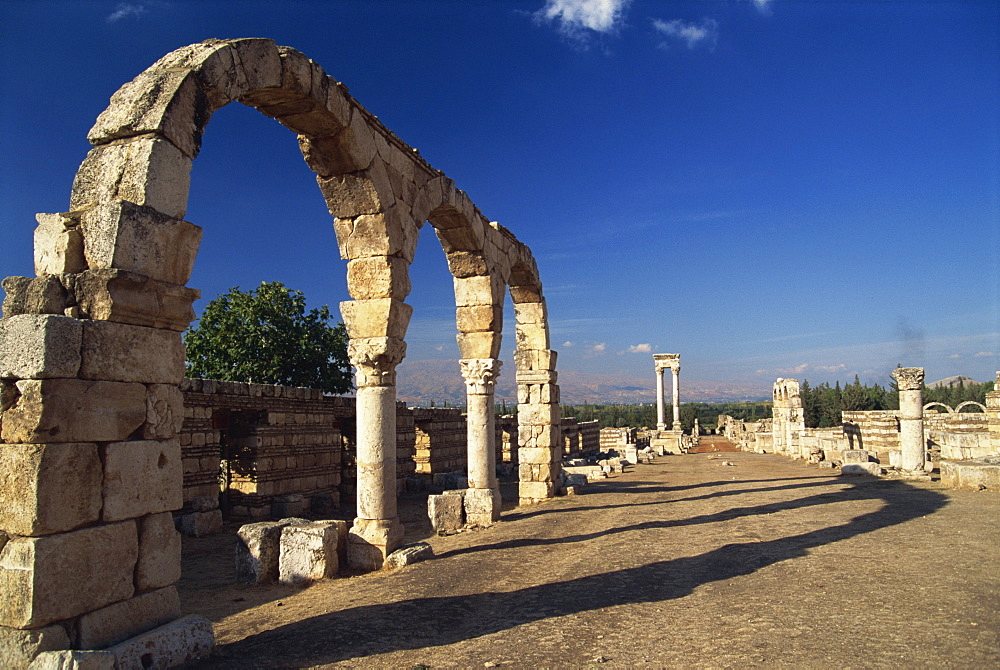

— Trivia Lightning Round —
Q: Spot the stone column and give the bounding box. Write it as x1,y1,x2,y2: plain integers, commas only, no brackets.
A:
346,338,405,571
461,358,502,526
671,365,681,430
514,349,561,505
893,367,926,474
655,366,666,430
986,372,1000,454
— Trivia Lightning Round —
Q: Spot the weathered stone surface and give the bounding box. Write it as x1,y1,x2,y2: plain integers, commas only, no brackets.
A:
69,137,192,219
453,275,498,307
79,200,202,285
428,493,464,535
1,379,146,444
71,269,200,332
101,440,183,522
940,458,1000,490
384,542,433,569
278,521,340,585
456,331,501,359
455,305,502,333
77,586,180,649
178,509,222,537
515,322,550,351
0,443,102,536
0,315,82,380
136,512,181,591
0,521,137,628
28,649,114,670
346,255,411,300
463,487,501,527
106,614,214,670
235,519,304,584
0,624,69,670
340,298,412,340
519,480,555,501
33,213,86,276
0,276,68,318
841,449,874,464
144,384,184,439
347,517,404,572
80,321,184,384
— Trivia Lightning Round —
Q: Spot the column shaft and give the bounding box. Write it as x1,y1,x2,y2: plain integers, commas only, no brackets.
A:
655,369,666,429
672,368,681,428
354,384,397,521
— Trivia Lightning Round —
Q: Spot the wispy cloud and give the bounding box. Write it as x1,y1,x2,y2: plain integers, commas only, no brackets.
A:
536,0,631,35
652,18,718,51
628,343,652,353
585,342,607,357
948,353,963,359
749,0,775,16
563,341,575,347
107,2,148,22
974,351,997,358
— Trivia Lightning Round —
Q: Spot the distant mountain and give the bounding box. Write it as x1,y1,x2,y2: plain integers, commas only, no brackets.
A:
394,359,770,406
927,375,981,389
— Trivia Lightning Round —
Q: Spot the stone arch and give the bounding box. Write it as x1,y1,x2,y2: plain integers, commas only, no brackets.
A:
923,402,954,414
955,401,987,413
0,38,559,660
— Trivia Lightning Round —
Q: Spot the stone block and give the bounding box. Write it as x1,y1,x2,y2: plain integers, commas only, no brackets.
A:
0,315,82,380
278,521,340,585
80,321,184,384
513,301,547,325
72,269,199,332
455,305,502,333
427,493,464,534
106,614,214,670
1,379,146,444
270,494,306,519
0,443,102,536
1,276,68,318
445,251,488,278
453,275,497,307
519,480,554,501
841,463,882,476
136,512,181,591
77,586,180,650
456,331,501,359
33,213,86,277
464,487,501,526
0,521,137,628
0,624,69,670
841,449,873,464
144,384,184,439
940,458,1000,490
513,348,557,372
79,200,202,285
385,542,433,569
69,137,192,219
346,255,411,300
29,650,114,670
178,510,222,537
340,298,412,340
347,517,404,572
235,519,300,584
101,440,183,522
515,323,550,351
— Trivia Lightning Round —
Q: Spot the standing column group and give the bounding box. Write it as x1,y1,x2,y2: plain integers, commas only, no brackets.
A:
653,354,681,432
893,367,926,474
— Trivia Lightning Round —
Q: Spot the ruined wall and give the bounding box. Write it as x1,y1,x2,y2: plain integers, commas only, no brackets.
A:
561,417,580,456
412,407,466,474
179,378,351,520
841,411,901,456
600,427,636,452
719,415,773,453
578,420,600,455
498,415,519,464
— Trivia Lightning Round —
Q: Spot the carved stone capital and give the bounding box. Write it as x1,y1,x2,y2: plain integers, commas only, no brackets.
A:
348,337,406,387
653,353,680,373
892,367,925,392
460,358,502,395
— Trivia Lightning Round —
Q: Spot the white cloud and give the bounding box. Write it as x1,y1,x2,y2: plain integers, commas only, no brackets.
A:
107,2,148,22
948,353,963,359
652,18,718,51
435,345,444,352
586,342,607,356
562,341,576,347
628,343,652,353
536,0,631,35
750,0,774,15
815,363,847,373
974,351,997,358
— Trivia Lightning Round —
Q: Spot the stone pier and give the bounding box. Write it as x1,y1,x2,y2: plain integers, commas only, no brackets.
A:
461,358,502,525
892,367,928,477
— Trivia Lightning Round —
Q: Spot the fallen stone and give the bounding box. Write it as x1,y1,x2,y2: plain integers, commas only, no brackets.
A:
278,521,340,585
841,449,874,464
841,462,882,476
0,623,69,670
28,650,114,670
178,509,222,537
235,518,308,584
428,493,464,535
385,542,433,569
105,615,214,670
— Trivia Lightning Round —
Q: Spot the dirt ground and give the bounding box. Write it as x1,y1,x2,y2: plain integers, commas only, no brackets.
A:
181,441,1000,668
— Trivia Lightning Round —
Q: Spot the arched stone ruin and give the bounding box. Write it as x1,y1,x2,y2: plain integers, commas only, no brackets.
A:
0,38,562,664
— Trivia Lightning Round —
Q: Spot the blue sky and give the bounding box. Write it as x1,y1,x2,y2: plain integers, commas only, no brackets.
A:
1,0,998,393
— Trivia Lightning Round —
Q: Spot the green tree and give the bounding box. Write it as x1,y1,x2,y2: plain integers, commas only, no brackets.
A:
184,281,352,394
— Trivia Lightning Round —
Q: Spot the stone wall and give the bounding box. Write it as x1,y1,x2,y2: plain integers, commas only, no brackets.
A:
412,407,466,474
578,420,601,455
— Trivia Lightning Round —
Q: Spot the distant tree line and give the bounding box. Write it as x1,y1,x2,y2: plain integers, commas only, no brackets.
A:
800,375,994,428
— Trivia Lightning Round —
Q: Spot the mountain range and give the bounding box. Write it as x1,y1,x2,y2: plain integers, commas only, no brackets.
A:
394,359,770,406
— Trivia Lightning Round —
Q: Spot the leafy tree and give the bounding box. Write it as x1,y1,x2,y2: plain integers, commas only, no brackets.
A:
184,281,352,394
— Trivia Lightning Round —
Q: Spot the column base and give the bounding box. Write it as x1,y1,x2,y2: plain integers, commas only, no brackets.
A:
464,487,501,527
656,423,667,431
347,517,404,572
672,421,682,431
892,469,933,482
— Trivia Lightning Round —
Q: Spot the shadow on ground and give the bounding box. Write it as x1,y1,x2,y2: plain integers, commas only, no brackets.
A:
198,476,948,668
